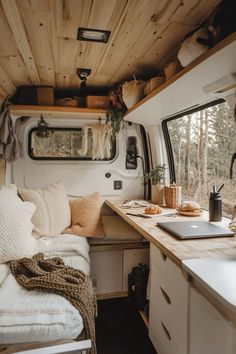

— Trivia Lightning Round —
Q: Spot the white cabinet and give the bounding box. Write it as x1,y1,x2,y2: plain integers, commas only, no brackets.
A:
90,250,123,295
90,246,149,296
189,287,236,354
149,244,188,354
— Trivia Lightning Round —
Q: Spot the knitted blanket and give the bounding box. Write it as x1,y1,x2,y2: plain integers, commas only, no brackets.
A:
10,253,97,354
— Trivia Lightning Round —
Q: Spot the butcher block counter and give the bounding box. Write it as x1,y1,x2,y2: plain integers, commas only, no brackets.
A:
105,200,235,266
106,200,236,336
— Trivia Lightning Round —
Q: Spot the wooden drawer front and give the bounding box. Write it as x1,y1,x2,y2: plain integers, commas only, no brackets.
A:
150,263,188,339
150,243,188,297
149,310,187,354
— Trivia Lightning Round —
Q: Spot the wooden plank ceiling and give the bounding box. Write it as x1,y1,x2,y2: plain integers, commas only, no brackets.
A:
0,0,221,103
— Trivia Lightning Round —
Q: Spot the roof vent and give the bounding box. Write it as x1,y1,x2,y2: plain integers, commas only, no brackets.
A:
77,27,111,43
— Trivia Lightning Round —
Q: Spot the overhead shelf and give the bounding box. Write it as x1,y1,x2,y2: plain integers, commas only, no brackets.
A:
9,105,107,119
124,32,236,126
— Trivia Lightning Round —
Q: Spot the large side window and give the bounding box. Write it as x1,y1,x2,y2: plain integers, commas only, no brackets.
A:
164,100,236,217
29,127,116,161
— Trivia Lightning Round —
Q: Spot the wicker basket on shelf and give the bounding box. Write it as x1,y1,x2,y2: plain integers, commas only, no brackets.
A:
164,59,182,81
164,184,182,208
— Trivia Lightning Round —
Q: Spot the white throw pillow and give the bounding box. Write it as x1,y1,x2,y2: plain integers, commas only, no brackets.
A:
0,201,38,264
0,184,22,204
18,181,71,237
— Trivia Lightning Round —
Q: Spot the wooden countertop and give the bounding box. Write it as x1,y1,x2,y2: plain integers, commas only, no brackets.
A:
105,200,236,267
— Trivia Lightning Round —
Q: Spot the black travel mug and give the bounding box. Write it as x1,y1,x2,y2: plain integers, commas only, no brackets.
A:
209,192,222,221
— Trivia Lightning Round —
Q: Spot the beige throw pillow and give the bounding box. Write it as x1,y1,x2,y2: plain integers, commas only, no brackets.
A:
18,181,71,237
65,192,104,238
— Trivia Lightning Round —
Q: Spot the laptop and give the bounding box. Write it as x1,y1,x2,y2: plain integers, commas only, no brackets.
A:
157,221,235,240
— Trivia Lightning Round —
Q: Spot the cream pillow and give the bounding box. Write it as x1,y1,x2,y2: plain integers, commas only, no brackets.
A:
18,181,71,237
0,184,22,203
0,201,38,264
65,192,104,238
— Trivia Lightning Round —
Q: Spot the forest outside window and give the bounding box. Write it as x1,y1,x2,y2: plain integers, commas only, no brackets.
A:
29,127,116,161
165,100,236,217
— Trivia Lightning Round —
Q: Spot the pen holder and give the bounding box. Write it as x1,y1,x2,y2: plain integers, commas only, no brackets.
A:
164,185,182,208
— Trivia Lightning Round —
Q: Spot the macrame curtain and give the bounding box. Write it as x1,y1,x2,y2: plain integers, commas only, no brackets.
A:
80,123,113,160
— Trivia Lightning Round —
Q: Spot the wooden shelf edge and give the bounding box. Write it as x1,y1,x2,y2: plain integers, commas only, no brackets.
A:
9,104,107,115
139,310,149,328
124,32,236,118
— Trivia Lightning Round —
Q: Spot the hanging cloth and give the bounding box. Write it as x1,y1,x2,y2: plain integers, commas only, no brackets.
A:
0,99,22,161
80,123,113,160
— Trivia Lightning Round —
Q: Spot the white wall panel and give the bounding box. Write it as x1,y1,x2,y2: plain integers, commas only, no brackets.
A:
9,115,145,200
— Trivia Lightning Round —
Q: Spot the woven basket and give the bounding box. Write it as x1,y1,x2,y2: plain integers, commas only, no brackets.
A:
164,59,182,81
164,185,182,208
144,76,165,96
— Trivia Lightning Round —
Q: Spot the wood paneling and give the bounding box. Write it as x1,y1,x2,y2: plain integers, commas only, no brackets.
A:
0,0,222,104
1,0,40,84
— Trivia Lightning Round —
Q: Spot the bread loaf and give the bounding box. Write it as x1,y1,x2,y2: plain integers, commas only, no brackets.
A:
144,204,162,215
177,201,201,213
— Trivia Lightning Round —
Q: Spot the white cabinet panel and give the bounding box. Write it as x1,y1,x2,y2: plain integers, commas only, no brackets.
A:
149,307,187,354
189,287,236,354
149,244,188,354
122,248,149,291
150,263,188,339
150,244,188,297
90,250,123,295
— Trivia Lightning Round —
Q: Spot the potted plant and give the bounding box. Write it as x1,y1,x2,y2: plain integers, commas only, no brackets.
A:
145,164,167,205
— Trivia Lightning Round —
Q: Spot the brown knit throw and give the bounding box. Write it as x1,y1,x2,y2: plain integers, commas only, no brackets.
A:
9,253,97,354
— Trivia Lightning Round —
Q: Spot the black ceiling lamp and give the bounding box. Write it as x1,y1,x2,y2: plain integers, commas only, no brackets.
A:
77,27,111,43
77,68,91,89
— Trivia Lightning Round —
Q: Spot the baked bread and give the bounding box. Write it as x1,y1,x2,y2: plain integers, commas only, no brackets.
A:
144,204,162,215
177,201,201,213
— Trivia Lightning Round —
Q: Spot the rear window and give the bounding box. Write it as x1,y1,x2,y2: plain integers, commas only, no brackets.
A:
164,100,236,217
29,127,116,161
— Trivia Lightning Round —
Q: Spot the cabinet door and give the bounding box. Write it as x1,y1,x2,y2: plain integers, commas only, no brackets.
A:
90,250,123,295
189,287,236,354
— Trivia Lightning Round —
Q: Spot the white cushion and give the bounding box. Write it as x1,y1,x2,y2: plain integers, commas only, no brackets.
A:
0,201,38,264
0,184,22,203
18,181,71,237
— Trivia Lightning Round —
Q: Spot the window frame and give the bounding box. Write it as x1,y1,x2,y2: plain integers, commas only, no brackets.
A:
162,98,225,183
28,126,117,162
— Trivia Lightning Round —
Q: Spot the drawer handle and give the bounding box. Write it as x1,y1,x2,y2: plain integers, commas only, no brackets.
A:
160,252,167,261
161,321,171,341
160,287,171,304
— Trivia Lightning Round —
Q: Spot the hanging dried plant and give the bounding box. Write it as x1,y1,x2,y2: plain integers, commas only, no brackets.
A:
107,87,127,139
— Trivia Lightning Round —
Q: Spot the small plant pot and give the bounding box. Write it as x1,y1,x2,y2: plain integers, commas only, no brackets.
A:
151,184,165,205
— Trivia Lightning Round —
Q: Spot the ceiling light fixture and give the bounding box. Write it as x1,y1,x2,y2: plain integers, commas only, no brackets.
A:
77,27,111,43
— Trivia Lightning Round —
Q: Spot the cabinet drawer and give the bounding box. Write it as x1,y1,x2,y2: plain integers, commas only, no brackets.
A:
149,311,187,354
150,264,188,339
150,243,188,297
